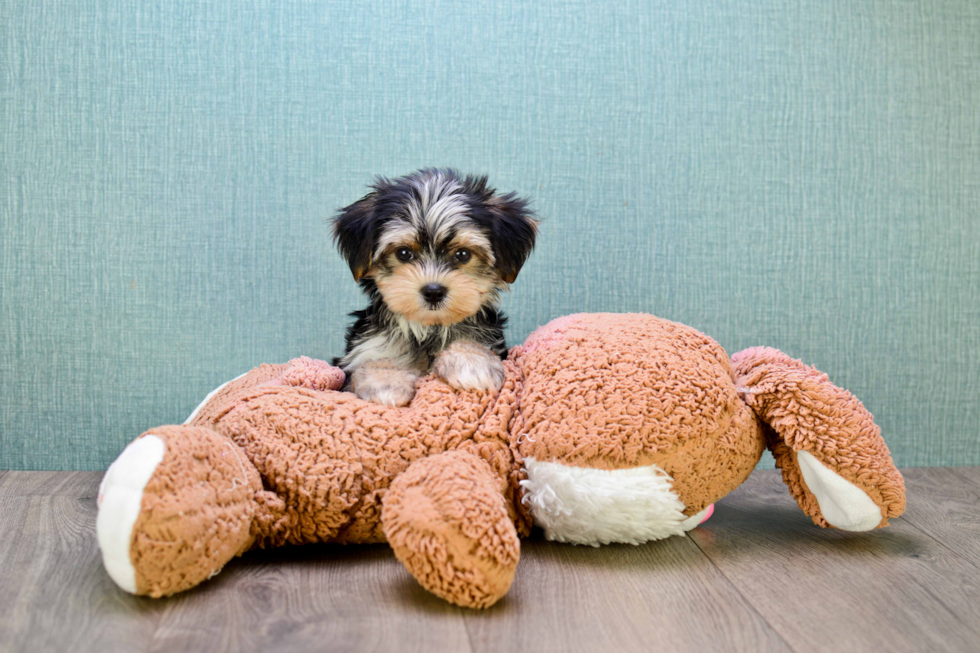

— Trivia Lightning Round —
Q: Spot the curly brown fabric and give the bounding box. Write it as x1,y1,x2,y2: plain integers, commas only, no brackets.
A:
129,426,262,597
107,314,905,607
189,357,344,428
731,347,906,527
382,450,520,608
202,374,522,548
512,313,764,515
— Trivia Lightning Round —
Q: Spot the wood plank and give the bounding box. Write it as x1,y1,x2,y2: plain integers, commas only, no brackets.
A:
463,535,792,653
688,469,980,653
898,467,980,570
3,469,980,653
0,471,473,653
146,544,474,653
0,470,104,498
951,466,980,488
0,477,161,653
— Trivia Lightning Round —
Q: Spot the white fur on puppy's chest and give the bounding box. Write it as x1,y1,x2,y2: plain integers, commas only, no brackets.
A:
520,458,691,546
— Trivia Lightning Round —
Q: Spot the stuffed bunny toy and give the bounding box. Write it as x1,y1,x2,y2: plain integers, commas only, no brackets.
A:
97,313,905,608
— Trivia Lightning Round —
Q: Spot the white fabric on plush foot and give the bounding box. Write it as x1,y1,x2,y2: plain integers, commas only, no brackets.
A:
96,435,166,593
796,450,882,531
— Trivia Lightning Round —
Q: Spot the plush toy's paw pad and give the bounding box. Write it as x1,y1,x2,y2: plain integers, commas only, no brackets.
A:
433,341,505,392
96,434,166,594
796,451,883,531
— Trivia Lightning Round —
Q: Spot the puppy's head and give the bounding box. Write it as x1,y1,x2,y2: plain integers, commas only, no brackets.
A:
333,169,537,326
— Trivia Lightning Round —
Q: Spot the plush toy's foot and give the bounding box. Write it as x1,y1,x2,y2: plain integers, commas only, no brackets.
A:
382,450,520,609
97,425,264,597
97,434,166,593
732,347,905,531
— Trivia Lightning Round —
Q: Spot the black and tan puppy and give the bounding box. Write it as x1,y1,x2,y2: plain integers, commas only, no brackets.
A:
332,168,538,406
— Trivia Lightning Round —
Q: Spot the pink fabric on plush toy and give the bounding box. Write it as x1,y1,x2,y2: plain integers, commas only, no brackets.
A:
700,504,715,524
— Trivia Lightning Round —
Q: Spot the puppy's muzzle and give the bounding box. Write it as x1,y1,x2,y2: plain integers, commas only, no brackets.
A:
421,283,448,306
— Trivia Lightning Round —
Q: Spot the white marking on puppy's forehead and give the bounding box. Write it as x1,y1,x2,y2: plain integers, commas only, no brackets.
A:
425,194,470,242
417,171,460,211
406,174,472,244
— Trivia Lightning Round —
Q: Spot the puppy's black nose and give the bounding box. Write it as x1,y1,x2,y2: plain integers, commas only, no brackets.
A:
421,283,447,305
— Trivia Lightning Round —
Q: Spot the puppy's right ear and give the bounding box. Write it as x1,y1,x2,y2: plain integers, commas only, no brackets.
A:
332,193,378,281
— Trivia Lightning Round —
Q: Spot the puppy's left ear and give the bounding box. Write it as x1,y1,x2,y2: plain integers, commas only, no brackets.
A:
487,193,538,284
332,193,379,281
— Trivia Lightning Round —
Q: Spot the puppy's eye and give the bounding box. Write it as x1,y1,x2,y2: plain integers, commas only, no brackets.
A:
395,248,414,262
454,249,471,264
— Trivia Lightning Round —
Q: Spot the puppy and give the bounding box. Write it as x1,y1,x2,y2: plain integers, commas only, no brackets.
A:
332,168,537,406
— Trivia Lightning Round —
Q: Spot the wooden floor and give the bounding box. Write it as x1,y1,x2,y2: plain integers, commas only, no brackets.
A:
0,468,978,653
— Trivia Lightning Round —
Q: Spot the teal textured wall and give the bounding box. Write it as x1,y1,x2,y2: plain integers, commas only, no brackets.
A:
2,1,978,470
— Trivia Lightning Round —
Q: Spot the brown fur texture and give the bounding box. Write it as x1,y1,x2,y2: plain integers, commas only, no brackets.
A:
191,360,529,548
731,347,905,527
511,313,765,516
128,425,263,597
107,313,905,608
373,263,497,326
383,450,520,608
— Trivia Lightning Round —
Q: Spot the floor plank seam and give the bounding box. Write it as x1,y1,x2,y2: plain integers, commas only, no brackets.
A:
897,517,980,574
683,535,801,653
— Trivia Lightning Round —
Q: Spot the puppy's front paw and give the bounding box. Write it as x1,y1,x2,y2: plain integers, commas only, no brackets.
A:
433,341,505,392
350,361,419,407
355,380,416,407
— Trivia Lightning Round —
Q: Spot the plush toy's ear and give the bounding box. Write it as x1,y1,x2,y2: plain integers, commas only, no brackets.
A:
332,192,379,281
485,189,538,284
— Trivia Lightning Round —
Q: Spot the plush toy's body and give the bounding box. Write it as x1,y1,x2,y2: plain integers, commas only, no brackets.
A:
97,313,905,608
